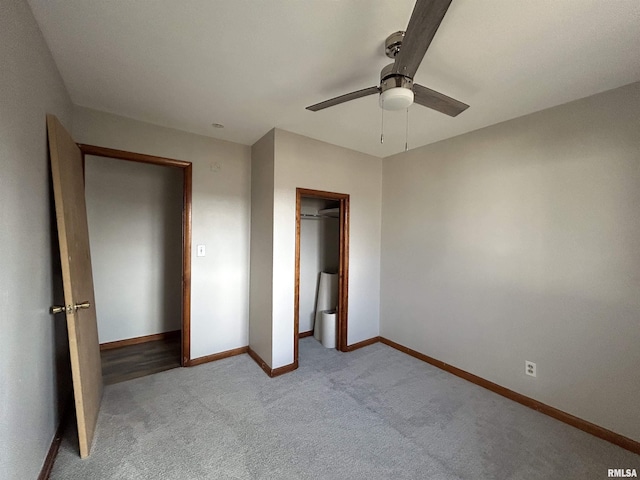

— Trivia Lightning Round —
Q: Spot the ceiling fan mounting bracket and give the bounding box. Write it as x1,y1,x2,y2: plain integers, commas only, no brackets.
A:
385,31,405,59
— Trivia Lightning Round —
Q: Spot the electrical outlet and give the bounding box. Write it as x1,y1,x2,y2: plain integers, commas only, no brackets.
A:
525,361,536,377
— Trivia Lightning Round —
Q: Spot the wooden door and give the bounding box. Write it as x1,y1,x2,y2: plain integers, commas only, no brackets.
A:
47,114,103,458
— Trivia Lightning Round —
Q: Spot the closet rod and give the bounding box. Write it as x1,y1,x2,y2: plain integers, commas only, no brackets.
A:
301,213,340,220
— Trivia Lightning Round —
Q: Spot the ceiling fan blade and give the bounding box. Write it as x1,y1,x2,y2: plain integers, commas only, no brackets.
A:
306,86,380,111
393,0,452,79
413,83,469,116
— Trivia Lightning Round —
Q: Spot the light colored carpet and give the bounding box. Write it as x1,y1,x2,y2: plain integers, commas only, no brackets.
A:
51,338,639,479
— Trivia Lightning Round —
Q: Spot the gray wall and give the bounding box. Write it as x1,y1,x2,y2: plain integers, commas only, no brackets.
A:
249,130,275,365
381,81,640,441
73,107,251,359
249,129,383,368
85,156,183,343
0,0,73,477
272,129,382,367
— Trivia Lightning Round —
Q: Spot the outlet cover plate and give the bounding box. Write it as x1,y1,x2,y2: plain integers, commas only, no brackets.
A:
525,361,536,377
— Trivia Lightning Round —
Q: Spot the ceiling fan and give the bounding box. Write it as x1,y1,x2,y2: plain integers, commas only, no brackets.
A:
306,0,469,116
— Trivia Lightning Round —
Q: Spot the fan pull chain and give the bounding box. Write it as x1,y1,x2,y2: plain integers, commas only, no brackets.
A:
380,104,384,144
405,107,409,152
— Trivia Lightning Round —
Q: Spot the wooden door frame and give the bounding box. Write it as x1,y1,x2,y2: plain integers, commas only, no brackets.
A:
78,144,192,367
294,188,349,363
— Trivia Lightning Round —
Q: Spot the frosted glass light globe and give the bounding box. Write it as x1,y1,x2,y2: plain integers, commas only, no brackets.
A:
379,87,414,110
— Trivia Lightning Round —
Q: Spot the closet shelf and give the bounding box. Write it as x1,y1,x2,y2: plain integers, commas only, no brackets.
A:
300,208,340,220
318,208,339,218
301,208,340,220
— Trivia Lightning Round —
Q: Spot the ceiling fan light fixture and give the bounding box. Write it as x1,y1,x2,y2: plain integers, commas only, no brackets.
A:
380,87,414,111
305,0,470,119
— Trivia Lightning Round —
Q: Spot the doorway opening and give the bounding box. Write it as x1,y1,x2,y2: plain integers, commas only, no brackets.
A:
78,144,192,378
294,188,349,364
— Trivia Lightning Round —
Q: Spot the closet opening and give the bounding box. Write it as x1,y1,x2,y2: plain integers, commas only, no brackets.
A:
79,144,192,384
294,188,349,364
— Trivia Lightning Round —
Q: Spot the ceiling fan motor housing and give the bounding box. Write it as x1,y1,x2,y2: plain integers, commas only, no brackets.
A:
380,63,414,110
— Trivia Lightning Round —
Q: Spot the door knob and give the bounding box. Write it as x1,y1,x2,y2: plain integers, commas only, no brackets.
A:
50,302,90,314
50,305,67,314
74,301,91,311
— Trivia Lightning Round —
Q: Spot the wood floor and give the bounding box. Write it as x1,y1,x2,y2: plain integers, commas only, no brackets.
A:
101,336,181,385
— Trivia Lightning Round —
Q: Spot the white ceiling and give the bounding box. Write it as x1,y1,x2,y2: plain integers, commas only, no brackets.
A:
28,0,640,158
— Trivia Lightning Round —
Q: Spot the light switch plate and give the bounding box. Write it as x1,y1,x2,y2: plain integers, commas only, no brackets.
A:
197,245,206,257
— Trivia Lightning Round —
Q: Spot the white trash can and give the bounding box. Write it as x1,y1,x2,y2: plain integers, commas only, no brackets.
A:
314,272,338,342
321,310,337,349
